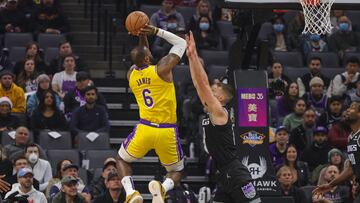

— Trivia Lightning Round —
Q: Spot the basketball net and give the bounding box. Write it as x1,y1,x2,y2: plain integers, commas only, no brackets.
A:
299,0,335,35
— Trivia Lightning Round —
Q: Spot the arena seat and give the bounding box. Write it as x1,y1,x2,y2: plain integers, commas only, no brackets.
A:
37,130,72,150
77,132,110,150
321,67,343,79
207,65,227,81
345,10,360,30
272,51,304,68
86,149,117,169
298,186,316,203
4,33,33,49
1,130,34,146
200,50,229,66
44,47,59,65
343,52,360,65
37,33,65,50
283,67,308,81
47,149,80,169
282,10,299,24
177,6,196,24
223,34,237,50
307,52,340,68
9,46,26,64
258,22,273,41
140,4,160,18
216,21,234,37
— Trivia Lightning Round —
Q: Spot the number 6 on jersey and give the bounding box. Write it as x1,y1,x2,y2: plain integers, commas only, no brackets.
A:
142,89,154,108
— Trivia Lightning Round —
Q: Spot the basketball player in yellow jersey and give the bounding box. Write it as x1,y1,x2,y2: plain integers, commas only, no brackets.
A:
116,24,186,203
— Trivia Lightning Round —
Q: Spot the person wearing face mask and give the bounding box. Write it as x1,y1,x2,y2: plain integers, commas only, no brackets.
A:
192,15,219,50
24,143,52,192
268,16,292,52
329,16,360,57
150,0,185,31
187,0,212,32
303,34,328,60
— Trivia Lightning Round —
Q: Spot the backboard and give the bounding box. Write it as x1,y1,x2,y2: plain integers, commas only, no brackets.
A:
224,0,360,9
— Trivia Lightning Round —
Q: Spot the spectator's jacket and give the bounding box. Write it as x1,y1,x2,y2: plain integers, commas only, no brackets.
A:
0,55,14,71
328,122,351,151
89,176,106,200
34,4,70,33
150,9,185,30
52,191,85,203
0,83,26,113
268,143,287,169
4,185,47,203
32,158,53,191
64,88,107,115
92,189,126,203
50,178,89,199
329,30,360,52
0,114,19,131
301,142,332,171
283,113,303,132
289,124,313,153
0,8,27,33
27,92,61,116
331,72,360,97
297,72,330,97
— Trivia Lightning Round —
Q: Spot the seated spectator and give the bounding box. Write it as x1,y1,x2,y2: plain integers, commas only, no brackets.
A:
317,96,343,129
301,126,332,171
49,164,90,201
302,77,328,116
150,0,185,30
350,176,359,202
277,82,300,118
0,71,25,113
0,0,26,34
297,57,330,96
51,55,77,99
89,157,117,199
303,34,328,60
27,74,61,116
45,159,72,199
33,0,69,34
345,80,360,107
268,16,292,52
330,10,345,33
192,15,219,50
92,171,126,203
288,11,305,49
4,126,46,161
4,168,46,203
0,145,12,188
24,143,52,191
13,42,47,76
289,108,317,153
313,165,350,203
70,85,110,136
0,97,20,132
47,41,87,76
6,156,40,191
331,56,360,97
269,126,289,169
187,0,212,31
15,59,40,93
329,16,360,57
328,111,351,151
63,71,106,119
30,90,67,134
268,61,291,98
283,98,306,131
276,165,301,202
52,176,88,203
0,52,14,73
311,148,345,185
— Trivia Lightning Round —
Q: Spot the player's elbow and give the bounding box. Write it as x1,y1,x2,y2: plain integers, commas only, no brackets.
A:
169,38,186,58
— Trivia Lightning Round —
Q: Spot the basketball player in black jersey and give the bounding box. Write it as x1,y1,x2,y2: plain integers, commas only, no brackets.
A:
185,32,261,203
314,102,360,202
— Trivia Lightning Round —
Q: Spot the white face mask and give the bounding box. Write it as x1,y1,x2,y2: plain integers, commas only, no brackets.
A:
28,153,38,164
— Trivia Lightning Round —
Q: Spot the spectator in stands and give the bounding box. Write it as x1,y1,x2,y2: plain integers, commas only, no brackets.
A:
33,0,69,34
317,96,343,129
15,59,40,93
48,41,87,76
269,126,289,169
302,77,328,116
50,164,90,202
277,82,300,118
311,148,345,185
289,108,317,153
350,176,359,202
329,16,360,57
89,157,117,199
92,171,126,203
6,156,40,191
27,74,61,116
0,0,27,34
192,15,219,50
0,71,25,113
297,57,330,96
328,111,351,151
330,10,345,33
301,126,332,171
0,145,12,191
30,89,67,134
331,56,360,97
150,0,185,30
280,144,310,187
63,71,106,119
0,97,19,132
283,98,306,131
345,79,360,107
14,42,47,76
288,11,305,50
303,34,328,60
268,61,291,98
51,176,88,203
276,165,301,202
24,143,52,191
52,55,77,99
45,159,72,199
268,16,292,52
187,0,212,32
0,53,13,73
4,168,46,203
70,85,110,136
313,165,350,203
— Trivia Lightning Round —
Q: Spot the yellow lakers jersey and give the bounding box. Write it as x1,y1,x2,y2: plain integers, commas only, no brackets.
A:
129,65,177,124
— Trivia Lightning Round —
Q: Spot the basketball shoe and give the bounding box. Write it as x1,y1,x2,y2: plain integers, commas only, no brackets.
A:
125,190,143,203
148,180,166,203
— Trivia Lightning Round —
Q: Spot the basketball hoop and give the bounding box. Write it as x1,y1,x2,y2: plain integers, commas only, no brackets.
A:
299,0,335,35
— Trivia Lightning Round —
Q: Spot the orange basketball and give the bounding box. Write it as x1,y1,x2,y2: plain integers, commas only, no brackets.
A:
125,11,149,33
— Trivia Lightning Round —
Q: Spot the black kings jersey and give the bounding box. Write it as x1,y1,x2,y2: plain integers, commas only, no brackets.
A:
347,130,360,179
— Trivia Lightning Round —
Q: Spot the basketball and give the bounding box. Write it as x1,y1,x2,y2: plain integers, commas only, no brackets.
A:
125,11,149,33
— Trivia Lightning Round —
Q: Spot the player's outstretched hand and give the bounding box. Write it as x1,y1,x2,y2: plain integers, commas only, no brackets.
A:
312,183,333,196
186,31,197,58
0,175,10,193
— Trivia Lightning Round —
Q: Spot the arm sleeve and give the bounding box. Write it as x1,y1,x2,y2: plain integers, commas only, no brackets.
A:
297,77,306,97
39,162,52,191
50,185,60,199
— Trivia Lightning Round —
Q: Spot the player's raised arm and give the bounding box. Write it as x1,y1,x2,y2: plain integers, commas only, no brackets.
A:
186,31,227,125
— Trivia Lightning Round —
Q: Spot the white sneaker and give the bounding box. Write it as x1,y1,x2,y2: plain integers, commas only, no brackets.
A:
148,180,165,203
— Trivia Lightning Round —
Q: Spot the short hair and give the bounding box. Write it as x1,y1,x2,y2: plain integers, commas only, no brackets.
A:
346,56,360,65
219,83,234,103
84,85,97,94
13,155,29,165
276,165,291,179
63,54,76,61
130,46,148,66
76,71,90,82
309,56,322,64
58,40,70,49
24,143,39,154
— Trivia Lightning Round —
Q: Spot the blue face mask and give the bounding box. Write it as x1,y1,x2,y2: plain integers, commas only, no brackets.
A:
199,22,210,31
310,34,321,42
339,22,349,32
167,22,177,30
273,23,285,33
